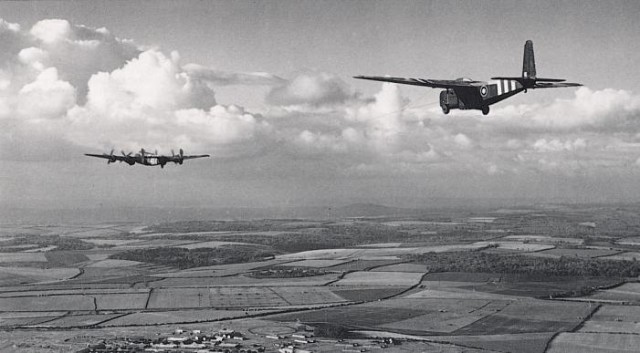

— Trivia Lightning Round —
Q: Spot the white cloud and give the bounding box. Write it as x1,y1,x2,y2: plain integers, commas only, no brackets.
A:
30,19,71,44
453,133,472,148
17,67,76,119
533,138,587,152
184,63,285,86
267,71,356,107
3,16,640,201
86,50,215,113
66,50,270,155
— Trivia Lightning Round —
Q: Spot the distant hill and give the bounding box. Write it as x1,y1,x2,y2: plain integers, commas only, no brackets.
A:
0,199,569,224
0,203,423,224
328,203,418,218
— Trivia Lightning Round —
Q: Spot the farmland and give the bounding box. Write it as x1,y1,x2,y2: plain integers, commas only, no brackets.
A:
2,204,640,352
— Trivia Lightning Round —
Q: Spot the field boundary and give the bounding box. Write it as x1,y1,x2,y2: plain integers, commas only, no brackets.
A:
569,303,601,333
144,288,154,309
266,287,292,305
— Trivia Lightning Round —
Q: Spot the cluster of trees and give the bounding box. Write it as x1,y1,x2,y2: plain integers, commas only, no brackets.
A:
110,246,275,269
146,220,280,233
0,235,94,252
248,268,328,278
409,251,640,278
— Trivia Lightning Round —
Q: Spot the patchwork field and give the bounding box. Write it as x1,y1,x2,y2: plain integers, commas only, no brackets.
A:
0,252,47,263
502,235,584,245
0,267,80,284
585,282,640,302
547,332,640,353
428,333,556,353
374,299,510,334
475,241,555,252
0,311,67,328
370,263,428,272
0,295,96,311
32,313,124,328
532,248,620,259
578,305,640,334
146,286,347,309
454,300,594,335
272,304,429,328
330,287,407,302
149,273,340,287
4,206,640,352
600,252,640,261
279,259,351,268
87,259,141,267
98,309,274,326
332,271,424,286
616,237,640,245
177,240,252,249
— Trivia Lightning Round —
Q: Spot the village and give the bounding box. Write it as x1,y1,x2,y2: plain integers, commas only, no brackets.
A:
76,326,397,353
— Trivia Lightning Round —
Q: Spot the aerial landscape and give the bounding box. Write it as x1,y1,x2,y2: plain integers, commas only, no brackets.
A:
2,1,640,352
2,203,640,352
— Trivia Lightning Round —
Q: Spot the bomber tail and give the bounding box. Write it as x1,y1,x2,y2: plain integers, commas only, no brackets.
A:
522,40,536,80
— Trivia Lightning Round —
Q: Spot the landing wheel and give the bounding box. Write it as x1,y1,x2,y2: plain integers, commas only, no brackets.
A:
481,106,490,115
441,105,450,115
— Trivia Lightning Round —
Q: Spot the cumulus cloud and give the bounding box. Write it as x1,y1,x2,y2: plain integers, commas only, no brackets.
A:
85,50,215,113
17,67,76,119
0,18,274,160
66,50,271,155
2,16,640,194
533,138,586,152
184,63,285,86
27,19,140,100
266,71,356,107
491,87,640,133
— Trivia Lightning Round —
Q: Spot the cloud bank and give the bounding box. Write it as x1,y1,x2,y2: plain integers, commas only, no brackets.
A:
2,18,640,203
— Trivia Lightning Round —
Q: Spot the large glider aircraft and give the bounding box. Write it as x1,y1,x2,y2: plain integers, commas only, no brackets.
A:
85,149,210,168
355,40,581,115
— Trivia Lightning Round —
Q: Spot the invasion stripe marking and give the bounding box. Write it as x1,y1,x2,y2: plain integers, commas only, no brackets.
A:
511,80,516,91
497,80,502,95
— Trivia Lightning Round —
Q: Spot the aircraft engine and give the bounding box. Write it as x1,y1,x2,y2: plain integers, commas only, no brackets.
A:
107,149,116,164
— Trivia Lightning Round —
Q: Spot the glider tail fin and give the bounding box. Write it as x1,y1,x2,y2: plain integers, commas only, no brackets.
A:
522,40,536,80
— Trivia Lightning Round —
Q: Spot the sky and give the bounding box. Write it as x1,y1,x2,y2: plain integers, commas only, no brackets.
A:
1,0,640,211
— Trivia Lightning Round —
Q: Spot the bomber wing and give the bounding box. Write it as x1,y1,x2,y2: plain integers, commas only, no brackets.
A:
85,152,127,164
85,153,117,160
354,75,480,89
181,154,210,160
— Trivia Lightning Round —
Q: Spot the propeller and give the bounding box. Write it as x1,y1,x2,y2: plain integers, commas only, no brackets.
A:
179,148,184,164
107,149,116,164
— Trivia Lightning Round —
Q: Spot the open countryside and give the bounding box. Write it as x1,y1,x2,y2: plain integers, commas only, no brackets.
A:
2,204,640,352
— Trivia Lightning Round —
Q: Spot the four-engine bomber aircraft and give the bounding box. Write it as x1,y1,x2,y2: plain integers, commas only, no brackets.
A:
85,148,210,168
355,40,581,115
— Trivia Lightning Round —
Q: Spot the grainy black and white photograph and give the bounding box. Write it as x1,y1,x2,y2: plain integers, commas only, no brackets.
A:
1,1,639,352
